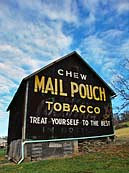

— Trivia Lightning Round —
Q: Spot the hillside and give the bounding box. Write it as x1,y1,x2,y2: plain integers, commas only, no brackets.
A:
115,121,129,139
0,142,129,173
0,121,129,172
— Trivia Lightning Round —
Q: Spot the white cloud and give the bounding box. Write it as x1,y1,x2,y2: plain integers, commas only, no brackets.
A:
0,1,74,135
0,110,8,137
0,61,27,80
0,75,17,94
79,35,107,64
111,74,124,84
102,60,115,73
0,44,21,54
79,29,127,69
17,0,79,24
82,0,100,13
0,1,73,99
0,1,73,59
82,0,98,25
85,12,96,25
99,29,123,42
82,0,109,25
0,44,48,79
115,0,129,14
31,23,72,57
0,96,12,114
120,39,129,58
78,31,121,81
0,0,128,137
125,60,129,70
41,0,78,23
0,110,8,119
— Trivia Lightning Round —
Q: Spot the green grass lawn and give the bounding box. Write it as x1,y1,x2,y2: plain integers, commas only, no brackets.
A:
0,149,5,156
0,148,9,165
121,121,129,127
0,142,129,173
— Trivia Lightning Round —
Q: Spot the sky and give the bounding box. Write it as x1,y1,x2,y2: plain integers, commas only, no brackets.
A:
0,0,129,137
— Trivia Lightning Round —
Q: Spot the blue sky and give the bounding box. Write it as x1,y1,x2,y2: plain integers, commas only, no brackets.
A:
0,0,129,137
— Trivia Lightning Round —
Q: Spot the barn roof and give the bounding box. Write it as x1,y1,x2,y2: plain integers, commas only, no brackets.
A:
7,51,116,111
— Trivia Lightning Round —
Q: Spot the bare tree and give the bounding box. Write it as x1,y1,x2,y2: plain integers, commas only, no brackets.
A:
112,59,129,113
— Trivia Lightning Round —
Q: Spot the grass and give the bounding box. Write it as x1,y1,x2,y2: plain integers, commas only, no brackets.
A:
0,148,9,165
0,149,5,157
115,127,129,138
121,121,129,127
0,139,129,173
122,121,129,125
115,121,129,139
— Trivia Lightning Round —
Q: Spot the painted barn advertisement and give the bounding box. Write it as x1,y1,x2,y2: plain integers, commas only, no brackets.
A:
25,54,114,140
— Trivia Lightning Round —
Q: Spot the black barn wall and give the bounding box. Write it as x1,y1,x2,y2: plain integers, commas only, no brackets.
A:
25,54,114,140
7,52,115,162
7,86,25,147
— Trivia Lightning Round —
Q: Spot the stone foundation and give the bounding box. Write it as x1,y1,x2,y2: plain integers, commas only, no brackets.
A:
8,137,114,163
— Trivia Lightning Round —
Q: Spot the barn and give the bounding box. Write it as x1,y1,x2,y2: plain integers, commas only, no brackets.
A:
7,51,116,163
